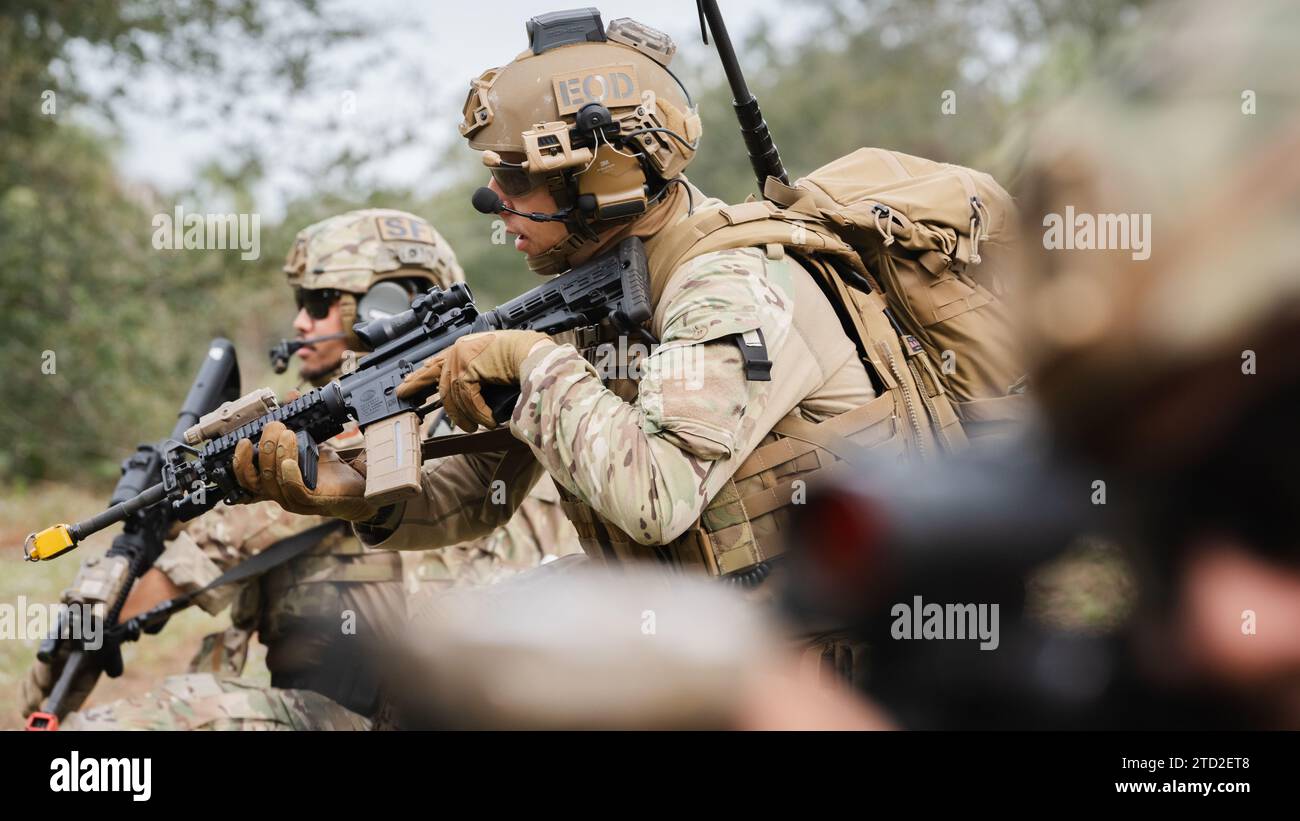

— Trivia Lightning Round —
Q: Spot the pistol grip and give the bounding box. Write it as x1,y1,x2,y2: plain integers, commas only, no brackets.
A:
296,430,320,491
363,411,422,507
481,384,521,426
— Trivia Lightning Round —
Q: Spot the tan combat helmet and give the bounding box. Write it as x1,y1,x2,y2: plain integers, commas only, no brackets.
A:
383,563,783,729
1012,0,1300,469
282,208,466,346
460,10,701,275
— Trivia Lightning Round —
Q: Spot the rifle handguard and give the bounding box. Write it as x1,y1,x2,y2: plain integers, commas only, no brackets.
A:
184,387,279,444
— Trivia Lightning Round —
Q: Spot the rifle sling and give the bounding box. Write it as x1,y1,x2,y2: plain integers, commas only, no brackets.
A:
119,519,347,635
420,427,528,460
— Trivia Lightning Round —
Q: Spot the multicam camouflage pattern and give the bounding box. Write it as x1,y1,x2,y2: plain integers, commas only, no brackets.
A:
401,475,581,594
157,452,579,662
157,493,407,674
61,674,370,731
62,552,130,610
73,466,578,728
514,243,801,532
282,208,465,294
35,207,584,728
187,626,252,678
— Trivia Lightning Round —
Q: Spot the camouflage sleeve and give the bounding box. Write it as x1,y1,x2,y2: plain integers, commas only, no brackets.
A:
353,448,545,551
397,474,583,592
476,474,583,567
508,247,796,545
154,502,336,615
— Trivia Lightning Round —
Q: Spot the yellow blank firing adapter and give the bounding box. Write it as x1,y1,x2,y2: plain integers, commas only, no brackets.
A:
24,524,77,562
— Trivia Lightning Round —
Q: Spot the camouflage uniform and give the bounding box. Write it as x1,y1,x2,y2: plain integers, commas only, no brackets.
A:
59,210,580,730
356,185,881,680
348,17,895,682
361,199,876,546
62,674,370,731
61,476,578,731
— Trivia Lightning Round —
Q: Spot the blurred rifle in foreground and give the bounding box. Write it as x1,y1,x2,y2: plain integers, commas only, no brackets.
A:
784,440,1273,729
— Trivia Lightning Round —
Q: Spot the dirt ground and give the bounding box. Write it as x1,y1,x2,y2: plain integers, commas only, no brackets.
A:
0,482,268,730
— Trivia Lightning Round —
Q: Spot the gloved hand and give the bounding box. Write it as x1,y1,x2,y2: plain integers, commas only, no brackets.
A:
232,420,378,522
20,656,99,721
396,330,551,432
20,553,130,718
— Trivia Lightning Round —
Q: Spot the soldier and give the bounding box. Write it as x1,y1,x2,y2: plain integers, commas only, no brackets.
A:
21,208,579,730
1013,0,1300,727
234,13,932,683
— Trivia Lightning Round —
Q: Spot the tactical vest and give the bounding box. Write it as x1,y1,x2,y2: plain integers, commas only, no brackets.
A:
231,425,406,676
552,233,934,581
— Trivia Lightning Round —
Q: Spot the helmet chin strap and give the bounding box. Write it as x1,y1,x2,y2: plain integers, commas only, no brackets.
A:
527,180,689,276
337,292,361,348
526,228,602,276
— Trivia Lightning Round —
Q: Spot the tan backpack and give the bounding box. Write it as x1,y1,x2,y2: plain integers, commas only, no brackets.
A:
648,147,1029,450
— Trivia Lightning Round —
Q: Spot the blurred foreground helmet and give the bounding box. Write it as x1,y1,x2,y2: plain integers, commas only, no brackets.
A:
382,561,781,729
1013,0,1300,468
460,10,701,274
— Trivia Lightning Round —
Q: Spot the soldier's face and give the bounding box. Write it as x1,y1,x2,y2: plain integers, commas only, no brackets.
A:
487,174,571,256
293,299,347,380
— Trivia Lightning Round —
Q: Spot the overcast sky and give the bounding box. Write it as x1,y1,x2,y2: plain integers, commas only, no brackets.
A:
85,0,808,216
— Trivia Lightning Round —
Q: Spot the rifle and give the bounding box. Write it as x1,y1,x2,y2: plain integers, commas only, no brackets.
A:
24,237,653,563
25,338,241,729
696,0,789,193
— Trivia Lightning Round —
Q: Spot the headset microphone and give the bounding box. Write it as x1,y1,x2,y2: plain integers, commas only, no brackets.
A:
269,332,349,374
471,187,571,223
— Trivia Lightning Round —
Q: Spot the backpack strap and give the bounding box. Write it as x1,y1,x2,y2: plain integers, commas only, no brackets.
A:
646,202,852,306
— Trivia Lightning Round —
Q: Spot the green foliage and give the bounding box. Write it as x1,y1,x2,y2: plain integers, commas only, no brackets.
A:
683,0,1148,200
0,1,363,484
0,124,276,483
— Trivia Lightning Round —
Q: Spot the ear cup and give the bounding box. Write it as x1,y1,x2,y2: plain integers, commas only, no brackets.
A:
357,281,417,324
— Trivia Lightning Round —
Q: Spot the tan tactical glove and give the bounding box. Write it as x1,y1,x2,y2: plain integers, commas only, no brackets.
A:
232,420,378,522
396,330,551,433
20,554,130,719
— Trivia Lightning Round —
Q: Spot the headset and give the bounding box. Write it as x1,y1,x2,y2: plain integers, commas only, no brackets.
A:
471,11,699,233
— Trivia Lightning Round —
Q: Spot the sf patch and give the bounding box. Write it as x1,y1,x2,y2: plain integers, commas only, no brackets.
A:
376,215,435,244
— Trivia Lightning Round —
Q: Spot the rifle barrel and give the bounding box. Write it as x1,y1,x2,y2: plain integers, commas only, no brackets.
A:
71,481,168,543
